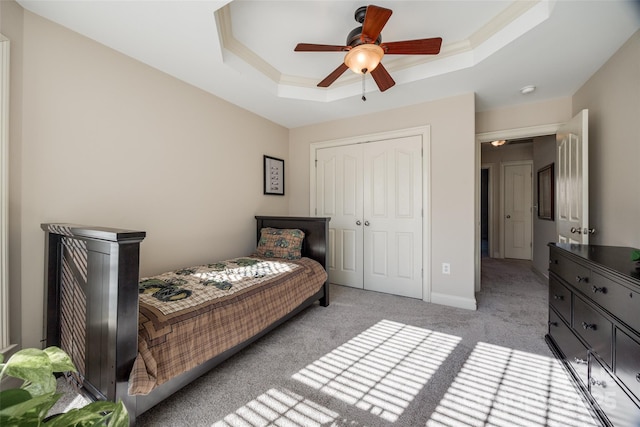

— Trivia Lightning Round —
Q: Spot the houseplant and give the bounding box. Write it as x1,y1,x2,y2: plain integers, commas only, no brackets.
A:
0,346,128,426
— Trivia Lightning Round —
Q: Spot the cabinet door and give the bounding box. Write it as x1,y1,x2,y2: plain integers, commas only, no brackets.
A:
316,145,364,288
549,308,588,384
573,295,612,367
590,354,640,427
363,136,423,299
615,329,640,402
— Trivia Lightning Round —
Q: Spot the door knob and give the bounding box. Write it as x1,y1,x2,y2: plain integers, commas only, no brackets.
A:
570,227,581,234
356,220,362,226
364,221,370,226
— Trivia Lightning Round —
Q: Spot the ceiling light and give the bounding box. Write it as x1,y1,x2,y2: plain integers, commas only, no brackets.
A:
344,44,384,74
491,140,507,147
520,85,536,95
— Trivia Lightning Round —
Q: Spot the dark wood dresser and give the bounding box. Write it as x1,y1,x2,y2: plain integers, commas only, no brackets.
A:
546,243,640,426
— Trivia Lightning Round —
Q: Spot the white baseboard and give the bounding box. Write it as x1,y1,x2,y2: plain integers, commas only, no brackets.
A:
431,292,477,311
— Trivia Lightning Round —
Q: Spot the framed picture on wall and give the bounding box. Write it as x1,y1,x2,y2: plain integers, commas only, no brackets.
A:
537,163,554,220
264,155,284,195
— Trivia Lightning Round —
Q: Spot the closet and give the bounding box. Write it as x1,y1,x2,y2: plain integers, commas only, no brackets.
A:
315,135,423,299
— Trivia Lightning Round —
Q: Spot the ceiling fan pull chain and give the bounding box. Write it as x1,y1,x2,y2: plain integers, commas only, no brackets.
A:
361,72,367,101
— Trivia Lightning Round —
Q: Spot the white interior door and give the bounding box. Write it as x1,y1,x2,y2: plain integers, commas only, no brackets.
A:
315,135,423,298
316,144,363,288
557,109,589,244
363,136,423,299
503,162,533,260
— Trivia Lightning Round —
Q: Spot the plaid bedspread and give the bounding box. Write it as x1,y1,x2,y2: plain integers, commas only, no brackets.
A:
129,256,327,395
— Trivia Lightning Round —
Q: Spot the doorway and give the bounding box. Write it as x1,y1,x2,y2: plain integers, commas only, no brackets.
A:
475,125,560,291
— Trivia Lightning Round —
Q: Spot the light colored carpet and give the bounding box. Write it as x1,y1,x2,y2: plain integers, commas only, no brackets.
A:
54,258,601,426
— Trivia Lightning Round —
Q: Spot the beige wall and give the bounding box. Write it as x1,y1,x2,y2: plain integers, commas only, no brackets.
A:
289,93,477,310
476,97,572,135
573,30,640,248
5,7,289,349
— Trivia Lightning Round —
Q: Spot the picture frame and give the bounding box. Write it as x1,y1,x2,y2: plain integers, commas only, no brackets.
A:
263,155,285,195
537,163,554,220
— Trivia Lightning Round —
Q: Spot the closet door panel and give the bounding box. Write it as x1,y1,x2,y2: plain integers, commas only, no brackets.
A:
316,145,364,288
363,136,422,298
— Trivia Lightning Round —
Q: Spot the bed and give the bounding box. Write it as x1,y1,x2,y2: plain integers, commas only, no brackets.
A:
41,216,330,425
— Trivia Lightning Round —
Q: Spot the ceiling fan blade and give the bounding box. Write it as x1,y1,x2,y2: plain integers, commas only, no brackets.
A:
370,63,395,92
318,63,349,87
361,5,392,43
295,43,350,52
381,37,443,55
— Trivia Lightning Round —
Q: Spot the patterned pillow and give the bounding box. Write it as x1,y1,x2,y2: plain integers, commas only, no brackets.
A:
256,227,305,259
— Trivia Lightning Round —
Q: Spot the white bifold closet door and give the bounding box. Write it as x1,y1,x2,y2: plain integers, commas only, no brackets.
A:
316,135,423,299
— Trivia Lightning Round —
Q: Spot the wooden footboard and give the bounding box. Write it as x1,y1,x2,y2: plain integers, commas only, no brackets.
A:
42,216,329,425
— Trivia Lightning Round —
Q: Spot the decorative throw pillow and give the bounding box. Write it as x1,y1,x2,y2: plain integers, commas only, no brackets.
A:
256,227,305,259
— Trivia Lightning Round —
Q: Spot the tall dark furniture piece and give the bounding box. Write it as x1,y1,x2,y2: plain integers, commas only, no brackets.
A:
43,216,330,425
546,243,640,427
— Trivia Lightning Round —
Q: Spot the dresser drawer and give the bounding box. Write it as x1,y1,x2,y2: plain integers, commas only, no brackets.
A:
615,329,640,402
549,252,590,288
548,308,588,384
573,296,612,366
590,354,640,427
549,276,572,322
591,271,640,331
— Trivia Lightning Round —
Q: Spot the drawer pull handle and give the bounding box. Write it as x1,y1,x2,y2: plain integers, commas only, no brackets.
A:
590,378,606,388
576,276,589,283
553,294,564,301
581,322,597,331
636,373,640,383
548,321,558,327
549,259,558,265
573,358,588,365
591,286,607,294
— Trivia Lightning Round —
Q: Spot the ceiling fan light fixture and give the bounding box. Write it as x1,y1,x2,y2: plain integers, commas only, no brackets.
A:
520,85,536,95
344,44,384,74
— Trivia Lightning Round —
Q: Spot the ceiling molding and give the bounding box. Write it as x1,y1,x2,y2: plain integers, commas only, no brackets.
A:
476,123,562,143
214,0,553,102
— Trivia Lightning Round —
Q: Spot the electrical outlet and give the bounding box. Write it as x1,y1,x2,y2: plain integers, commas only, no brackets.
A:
442,263,450,274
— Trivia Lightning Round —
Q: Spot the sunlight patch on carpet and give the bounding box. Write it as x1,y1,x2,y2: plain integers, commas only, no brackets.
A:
292,319,462,422
426,342,599,427
211,388,348,427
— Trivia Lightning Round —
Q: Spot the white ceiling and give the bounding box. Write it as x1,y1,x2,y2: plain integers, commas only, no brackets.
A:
16,0,640,129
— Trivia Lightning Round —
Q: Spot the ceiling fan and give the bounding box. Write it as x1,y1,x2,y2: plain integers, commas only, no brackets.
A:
294,4,442,93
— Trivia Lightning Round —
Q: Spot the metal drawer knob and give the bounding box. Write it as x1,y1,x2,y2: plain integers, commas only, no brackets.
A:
548,321,558,327
553,295,564,301
573,358,588,365
636,373,640,383
576,276,589,283
590,377,606,388
581,322,597,331
591,285,607,294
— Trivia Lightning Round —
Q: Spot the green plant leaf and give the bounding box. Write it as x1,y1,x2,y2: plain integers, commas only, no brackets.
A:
0,391,59,421
44,346,77,373
632,249,640,261
106,401,129,427
44,408,104,427
3,348,53,388
0,413,40,427
24,372,57,397
0,388,33,409
44,401,128,427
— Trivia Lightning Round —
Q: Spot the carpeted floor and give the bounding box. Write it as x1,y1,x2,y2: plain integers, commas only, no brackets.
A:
54,258,601,426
